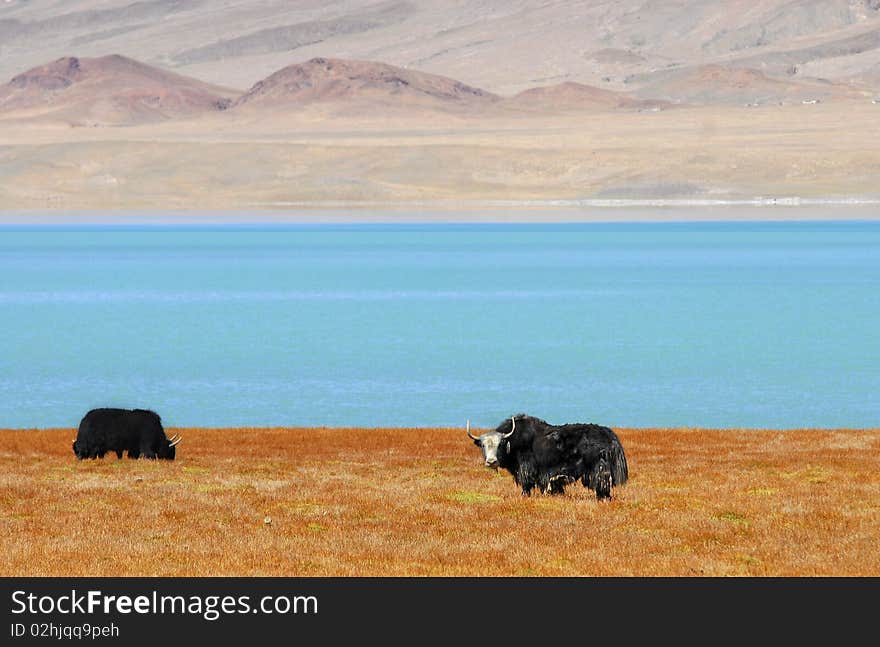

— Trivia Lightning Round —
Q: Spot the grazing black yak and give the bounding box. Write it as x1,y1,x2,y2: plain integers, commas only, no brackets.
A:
468,413,628,499
73,408,181,460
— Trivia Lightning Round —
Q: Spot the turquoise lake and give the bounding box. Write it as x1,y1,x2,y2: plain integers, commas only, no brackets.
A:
1,221,878,429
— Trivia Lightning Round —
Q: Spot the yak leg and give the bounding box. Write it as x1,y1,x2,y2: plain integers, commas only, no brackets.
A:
516,462,539,497
594,457,612,500
519,474,536,496
537,472,550,494
116,450,123,459
520,477,537,497
548,476,567,495
128,449,140,459
137,440,157,459
581,468,598,490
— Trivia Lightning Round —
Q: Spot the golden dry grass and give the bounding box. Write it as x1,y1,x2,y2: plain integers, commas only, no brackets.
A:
1,426,878,576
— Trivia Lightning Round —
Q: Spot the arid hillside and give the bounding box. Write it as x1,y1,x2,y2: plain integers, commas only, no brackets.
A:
0,42,877,210
2,1,880,96
0,55,236,125
2,426,878,576
503,81,670,112
234,57,499,112
630,64,865,105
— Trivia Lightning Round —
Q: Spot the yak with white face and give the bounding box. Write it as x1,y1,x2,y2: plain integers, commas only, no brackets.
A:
467,414,628,499
467,419,515,469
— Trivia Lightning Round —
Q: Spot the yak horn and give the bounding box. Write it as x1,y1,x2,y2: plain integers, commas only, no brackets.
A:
169,436,183,447
466,419,479,441
501,416,516,439
168,434,179,442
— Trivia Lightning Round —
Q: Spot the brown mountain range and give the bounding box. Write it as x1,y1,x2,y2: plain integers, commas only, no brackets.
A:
0,55,237,125
3,53,870,127
231,57,501,114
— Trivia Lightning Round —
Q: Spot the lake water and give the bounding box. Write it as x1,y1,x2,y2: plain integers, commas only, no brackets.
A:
1,221,878,429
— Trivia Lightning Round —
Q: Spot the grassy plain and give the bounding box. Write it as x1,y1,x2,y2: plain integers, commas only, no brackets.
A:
1,426,878,576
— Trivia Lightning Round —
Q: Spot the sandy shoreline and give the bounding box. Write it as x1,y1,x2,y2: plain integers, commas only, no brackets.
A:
3,101,879,217
2,202,880,225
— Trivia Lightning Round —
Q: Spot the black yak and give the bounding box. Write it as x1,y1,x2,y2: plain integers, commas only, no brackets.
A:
467,413,628,499
72,408,181,460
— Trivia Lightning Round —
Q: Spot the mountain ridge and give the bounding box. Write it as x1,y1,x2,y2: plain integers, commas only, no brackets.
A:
0,54,236,125
3,53,870,126
2,0,880,95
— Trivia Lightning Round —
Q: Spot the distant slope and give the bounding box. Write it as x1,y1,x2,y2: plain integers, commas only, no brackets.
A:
0,53,870,129
0,55,237,125
505,81,670,112
2,1,880,96
232,57,500,114
629,64,862,105
170,2,414,67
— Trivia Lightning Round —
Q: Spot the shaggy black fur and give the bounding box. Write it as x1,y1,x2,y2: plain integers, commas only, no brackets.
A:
72,408,176,460
494,413,628,499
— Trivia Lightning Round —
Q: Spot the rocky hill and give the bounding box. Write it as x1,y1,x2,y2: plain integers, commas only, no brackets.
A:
0,55,236,125
232,57,499,114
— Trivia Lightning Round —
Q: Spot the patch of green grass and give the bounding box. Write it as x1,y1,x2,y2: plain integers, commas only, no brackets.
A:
430,461,460,470
284,502,327,516
656,481,686,491
446,491,501,504
737,553,763,570
782,465,831,484
545,557,573,569
533,498,569,511
717,511,750,528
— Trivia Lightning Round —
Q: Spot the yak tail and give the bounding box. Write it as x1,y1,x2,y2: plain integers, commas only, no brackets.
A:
610,441,629,486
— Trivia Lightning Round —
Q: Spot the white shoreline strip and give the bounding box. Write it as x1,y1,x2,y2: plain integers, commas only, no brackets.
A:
245,197,880,208
2,199,879,224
